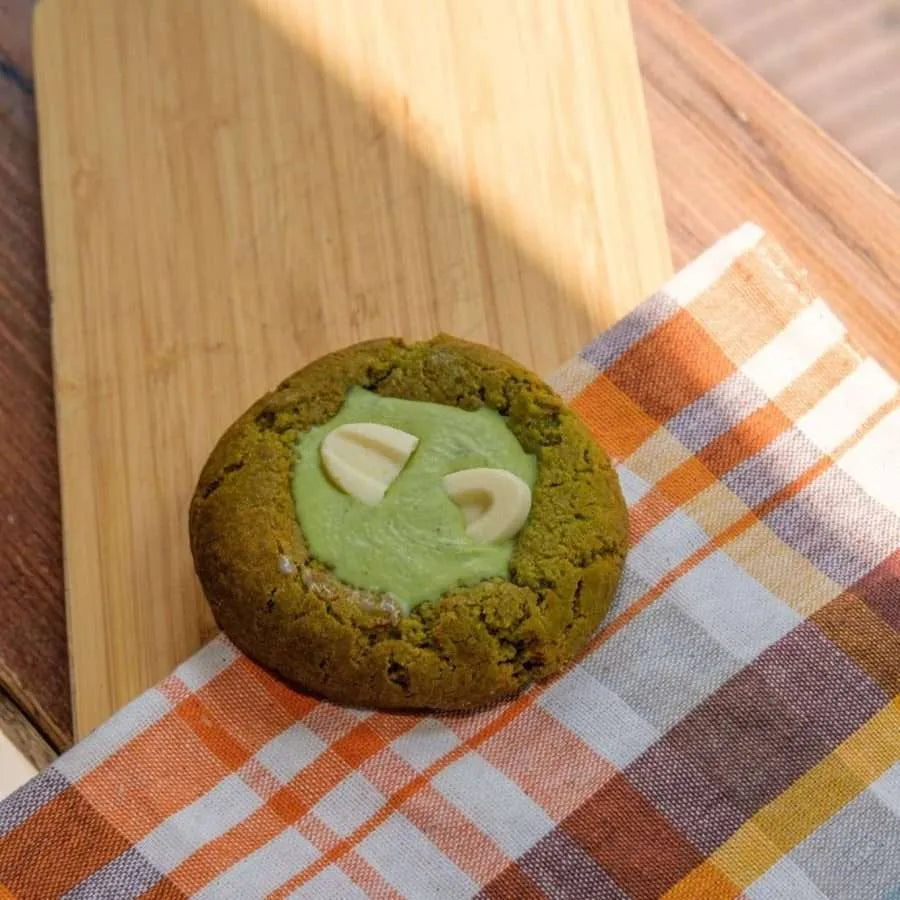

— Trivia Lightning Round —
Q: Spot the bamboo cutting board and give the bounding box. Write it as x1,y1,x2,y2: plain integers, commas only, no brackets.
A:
34,0,671,737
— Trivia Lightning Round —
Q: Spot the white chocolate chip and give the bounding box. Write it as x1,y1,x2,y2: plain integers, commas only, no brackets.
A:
321,423,419,505
442,468,532,543
277,554,297,575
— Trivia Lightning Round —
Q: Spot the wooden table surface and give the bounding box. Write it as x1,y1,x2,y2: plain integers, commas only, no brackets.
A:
1,0,898,763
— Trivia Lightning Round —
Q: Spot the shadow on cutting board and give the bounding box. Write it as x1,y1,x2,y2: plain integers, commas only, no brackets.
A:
35,0,670,738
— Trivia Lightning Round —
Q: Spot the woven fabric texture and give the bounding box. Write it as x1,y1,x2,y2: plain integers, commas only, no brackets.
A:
1,224,898,900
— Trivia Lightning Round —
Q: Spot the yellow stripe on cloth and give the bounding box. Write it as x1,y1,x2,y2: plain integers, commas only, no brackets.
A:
665,695,900,897
662,861,741,900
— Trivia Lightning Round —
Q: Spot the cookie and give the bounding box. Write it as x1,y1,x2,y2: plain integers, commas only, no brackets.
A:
189,335,627,709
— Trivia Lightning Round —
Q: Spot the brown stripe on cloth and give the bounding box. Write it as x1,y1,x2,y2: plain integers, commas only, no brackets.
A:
812,551,900,695
626,621,888,847
562,774,705,899
478,862,546,900
491,827,633,899
850,548,900,631
604,309,736,425
480,774,708,899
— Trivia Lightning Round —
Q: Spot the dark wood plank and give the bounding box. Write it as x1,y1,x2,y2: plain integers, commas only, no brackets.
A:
0,0,33,77
0,7,71,750
0,687,56,771
635,0,900,376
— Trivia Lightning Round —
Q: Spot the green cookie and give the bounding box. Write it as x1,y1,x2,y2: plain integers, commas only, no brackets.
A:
190,335,628,710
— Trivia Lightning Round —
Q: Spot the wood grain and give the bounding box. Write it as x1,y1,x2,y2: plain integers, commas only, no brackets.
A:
0,26,71,750
634,0,900,374
1,0,899,752
681,0,900,191
33,0,670,737
0,688,56,772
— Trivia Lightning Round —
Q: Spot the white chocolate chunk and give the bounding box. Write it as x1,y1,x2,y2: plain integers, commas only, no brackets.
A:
442,468,532,542
321,423,418,505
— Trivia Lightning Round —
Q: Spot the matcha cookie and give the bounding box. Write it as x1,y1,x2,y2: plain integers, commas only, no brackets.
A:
189,336,627,710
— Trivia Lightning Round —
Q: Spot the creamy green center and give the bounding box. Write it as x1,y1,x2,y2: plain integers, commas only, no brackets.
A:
292,387,537,613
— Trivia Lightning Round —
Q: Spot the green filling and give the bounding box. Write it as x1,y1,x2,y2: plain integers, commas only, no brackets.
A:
292,387,537,613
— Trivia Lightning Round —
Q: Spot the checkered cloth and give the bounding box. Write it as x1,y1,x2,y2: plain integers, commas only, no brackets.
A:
2,224,899,899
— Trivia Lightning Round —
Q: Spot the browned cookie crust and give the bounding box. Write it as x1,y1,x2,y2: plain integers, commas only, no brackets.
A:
190,335,627,709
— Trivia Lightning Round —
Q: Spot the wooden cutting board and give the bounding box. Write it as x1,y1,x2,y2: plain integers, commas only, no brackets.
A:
33,0,671,737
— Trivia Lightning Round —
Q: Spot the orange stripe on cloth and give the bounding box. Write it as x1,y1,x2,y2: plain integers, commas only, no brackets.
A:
627,489,678,546
584,454,833,655
339,850,406,899
268,694,538,898
625,359,847,546
400,783,511,883
478,705,618,822
176,695,253,772
166,712,420,895
192,656,315,754
331,722,388,768
698,402,793,476
657,455,720,507
78,712,231,842
170,804,288,895
629,456,719,544
604,309,737,423
662,860,742,900
265,425,857,898
571,376,660,460
0,787,133,898
626,379,896,548
169,748,371,895
267,456,838,898
248,658,320,721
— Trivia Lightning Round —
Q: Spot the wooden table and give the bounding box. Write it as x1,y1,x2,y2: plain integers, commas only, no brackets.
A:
1,0,898,764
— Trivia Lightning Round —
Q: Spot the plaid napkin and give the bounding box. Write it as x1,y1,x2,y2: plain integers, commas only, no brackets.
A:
2,224,898,900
